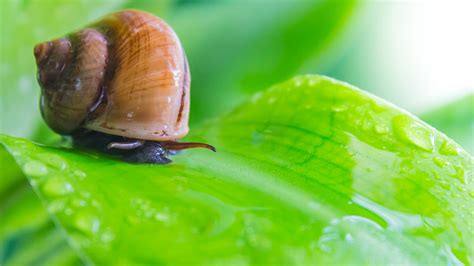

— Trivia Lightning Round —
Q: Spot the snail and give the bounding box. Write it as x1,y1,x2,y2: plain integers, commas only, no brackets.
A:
33,10,215,164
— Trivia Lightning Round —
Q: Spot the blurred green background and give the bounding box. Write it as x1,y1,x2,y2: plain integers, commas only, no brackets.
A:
0,0,472,264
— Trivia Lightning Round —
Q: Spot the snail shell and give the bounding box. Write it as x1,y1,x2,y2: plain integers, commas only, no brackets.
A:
34,10,190,141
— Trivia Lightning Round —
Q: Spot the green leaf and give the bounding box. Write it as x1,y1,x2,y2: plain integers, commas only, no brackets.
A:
0,166,80,266
1,75,472,264
1,141,81,265
421,94,474,155
168,0,358,124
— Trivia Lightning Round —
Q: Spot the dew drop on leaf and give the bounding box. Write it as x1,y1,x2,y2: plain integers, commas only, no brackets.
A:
432,156,449,168
439,140,460,156
374,124,389,134
439,182,452,190
47,198,66,214
101,228,115,243
331,104,348,112
452,165,466,184
22,160,48,177
42,154,68,170
71,197,88,207
73,211,101,236
392,115,434,151
73,170,87,180
41,176,74,197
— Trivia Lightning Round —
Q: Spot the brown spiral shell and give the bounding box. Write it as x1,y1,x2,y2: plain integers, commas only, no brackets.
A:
34,10,190,141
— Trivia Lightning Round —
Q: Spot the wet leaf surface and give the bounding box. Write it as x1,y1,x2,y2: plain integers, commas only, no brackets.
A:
1,76,472,265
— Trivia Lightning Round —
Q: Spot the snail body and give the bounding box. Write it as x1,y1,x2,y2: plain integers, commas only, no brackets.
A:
34,10,214,163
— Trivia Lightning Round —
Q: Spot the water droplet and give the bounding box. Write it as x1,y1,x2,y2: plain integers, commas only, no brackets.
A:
22,161,48,177
374,124,389,134
71,197,87,207
433,172,442,180
308,78,321,86
344,233,353,242
331,104,348,112
101,228,115,243
154,212,170,222
439,181,452,190
392,115,433,151
432,156,449,168
73,211,100,235
41,177,74,197
452,166,466,184
362,120,372,131
293,77,304,87
439,140,460,156
73,170,87,180
42,154,67,170
47,199,66,213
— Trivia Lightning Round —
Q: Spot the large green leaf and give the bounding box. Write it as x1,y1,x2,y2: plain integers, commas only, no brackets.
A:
1,75,472,264
0,180,81,266
421,94,473,155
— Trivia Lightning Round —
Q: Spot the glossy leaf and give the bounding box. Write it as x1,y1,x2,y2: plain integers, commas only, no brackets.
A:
1,76,472,264
0,183,80,266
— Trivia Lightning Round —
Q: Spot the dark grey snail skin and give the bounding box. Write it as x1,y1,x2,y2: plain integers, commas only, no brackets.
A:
72,130,173,164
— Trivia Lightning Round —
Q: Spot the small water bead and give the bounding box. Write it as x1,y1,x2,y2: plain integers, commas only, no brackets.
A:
370,101,388,113
452,166,466,184
308,77,322,86
69,232,91,249
439,181,452,190
73,170,87,180
293,77,304,87
331,104,348,112
22,160,48,177
73,211,101,235
317,216,384,254
41,154,68,170
392,115,434,152
374,124,389,134
100,228,115,243
468,191,474,198
41,177,74,197
433,157,449,168
47,199,66,213
71,197,87,207
154,212,170,222
439,140,460,156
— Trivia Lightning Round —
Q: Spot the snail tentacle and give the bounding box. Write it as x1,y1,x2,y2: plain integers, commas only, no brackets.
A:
160,141,216,152
107,140,144,150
